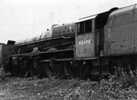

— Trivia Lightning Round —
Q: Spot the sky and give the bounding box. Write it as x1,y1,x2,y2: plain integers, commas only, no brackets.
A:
0,0,137,43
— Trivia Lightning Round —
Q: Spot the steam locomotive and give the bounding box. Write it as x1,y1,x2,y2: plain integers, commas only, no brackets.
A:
1,4,137,79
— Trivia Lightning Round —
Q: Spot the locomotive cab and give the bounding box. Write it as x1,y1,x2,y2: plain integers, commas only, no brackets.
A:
75,16,96,59
75,8,118,59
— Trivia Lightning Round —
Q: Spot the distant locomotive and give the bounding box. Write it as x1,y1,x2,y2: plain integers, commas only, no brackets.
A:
1,4,137,79
52,23,75,37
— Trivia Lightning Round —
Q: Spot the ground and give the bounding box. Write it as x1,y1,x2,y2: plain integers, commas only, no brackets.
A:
0,76,137,100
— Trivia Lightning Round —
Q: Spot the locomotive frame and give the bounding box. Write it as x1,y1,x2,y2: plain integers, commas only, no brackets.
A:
1,4,137,79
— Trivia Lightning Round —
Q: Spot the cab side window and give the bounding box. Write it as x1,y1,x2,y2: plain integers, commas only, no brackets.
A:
85,20,92,33
77,19,92,35
80,22,84,34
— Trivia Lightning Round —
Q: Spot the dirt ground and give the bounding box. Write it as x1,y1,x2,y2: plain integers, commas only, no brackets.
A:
0,76,136,100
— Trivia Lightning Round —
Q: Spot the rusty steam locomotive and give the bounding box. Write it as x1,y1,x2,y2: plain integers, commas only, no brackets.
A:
0,4,137,79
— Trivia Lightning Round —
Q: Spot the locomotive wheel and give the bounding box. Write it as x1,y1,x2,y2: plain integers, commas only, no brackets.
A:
45,61,55,79
62,62,73,79
63,63,69,78
83,64,92,79
63,61,73,79
53,62,64,78
79,61,88,79
46,65,53,79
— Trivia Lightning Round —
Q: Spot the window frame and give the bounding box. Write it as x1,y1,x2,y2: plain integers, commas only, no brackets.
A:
77,19,93,35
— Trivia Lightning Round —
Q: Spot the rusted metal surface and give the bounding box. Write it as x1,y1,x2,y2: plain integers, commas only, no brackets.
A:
14,36,74,54
104,5,137,56
75,33,95,58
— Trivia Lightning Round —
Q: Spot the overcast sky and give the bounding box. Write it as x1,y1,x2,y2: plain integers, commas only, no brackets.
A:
0,0,137,43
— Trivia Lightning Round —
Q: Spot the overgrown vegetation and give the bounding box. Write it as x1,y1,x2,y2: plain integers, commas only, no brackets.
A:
0,67,137,100
0,74,137,100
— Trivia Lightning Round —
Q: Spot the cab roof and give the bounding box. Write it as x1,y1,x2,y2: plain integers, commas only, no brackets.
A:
110,4,137,17
76,14,96,23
